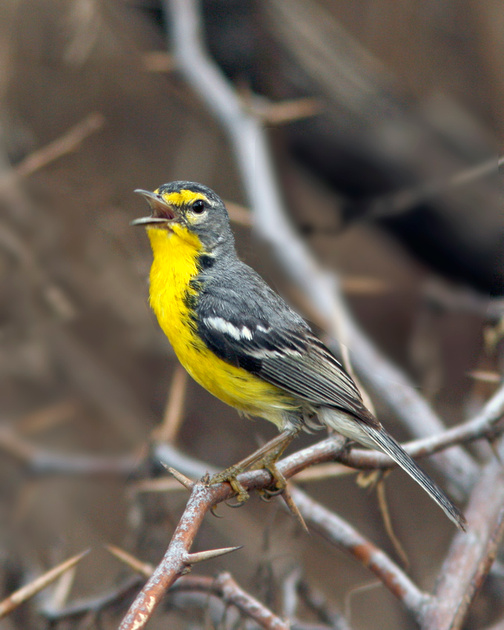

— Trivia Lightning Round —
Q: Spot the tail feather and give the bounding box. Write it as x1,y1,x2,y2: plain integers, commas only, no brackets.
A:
360,423,466,531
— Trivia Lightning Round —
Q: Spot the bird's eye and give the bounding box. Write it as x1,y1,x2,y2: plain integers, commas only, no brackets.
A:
191,200,206,214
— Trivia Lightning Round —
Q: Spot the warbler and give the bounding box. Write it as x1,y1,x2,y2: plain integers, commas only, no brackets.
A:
132,181,466,530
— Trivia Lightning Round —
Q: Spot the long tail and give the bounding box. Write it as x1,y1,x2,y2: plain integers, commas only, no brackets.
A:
360,423,466,531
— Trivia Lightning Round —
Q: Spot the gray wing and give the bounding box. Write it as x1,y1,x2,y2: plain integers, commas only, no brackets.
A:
196,266,369,420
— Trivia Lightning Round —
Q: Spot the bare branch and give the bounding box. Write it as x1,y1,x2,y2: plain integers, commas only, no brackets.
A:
0,424,139,476
367,154,504,220
155,364,188,443
109,545,291,629
418,437,504,629
213,572,290,630
119,377,504,628
0,113,105,193
0,550,89,619
118,483,214,630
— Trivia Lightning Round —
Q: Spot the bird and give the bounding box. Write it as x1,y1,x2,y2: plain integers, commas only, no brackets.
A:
132,180,466,530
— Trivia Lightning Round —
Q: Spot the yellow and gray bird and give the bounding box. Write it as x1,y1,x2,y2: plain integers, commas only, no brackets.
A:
132,180,466,530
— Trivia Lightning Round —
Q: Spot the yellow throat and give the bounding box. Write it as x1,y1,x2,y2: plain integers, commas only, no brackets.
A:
146,224,297,426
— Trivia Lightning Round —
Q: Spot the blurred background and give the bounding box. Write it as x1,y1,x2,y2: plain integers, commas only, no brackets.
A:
0,1,502,628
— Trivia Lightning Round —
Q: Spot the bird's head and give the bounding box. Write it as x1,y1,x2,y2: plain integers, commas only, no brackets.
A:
132,181,234,254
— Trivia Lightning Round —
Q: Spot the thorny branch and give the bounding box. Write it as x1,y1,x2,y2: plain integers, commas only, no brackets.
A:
3,376,501,627
119,373,504,628
419,435,504,629
121,431,430,628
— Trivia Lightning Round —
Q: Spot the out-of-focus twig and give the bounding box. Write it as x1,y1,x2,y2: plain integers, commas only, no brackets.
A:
419,435,504,630
421,277,504,320
245,95,324,126
367,154,504,220
16,399,78,435
0,550,89,619
297,579,353,630
0,112,105,194
164,0,477,498
0,425,139,476
225,199,254,227
143,51,175,72
42,576,143,621
155,364,188,443
106,544,154,577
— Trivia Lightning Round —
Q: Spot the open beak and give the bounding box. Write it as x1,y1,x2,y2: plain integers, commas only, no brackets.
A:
131,189,180,226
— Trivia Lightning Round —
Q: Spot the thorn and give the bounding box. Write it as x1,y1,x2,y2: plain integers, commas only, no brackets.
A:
281,484,309,533
164,465,194,490
143,51,175,73
183,546,243,565
251,97,324,125
105,544,153,578
467,370,501,384
0,549,90,619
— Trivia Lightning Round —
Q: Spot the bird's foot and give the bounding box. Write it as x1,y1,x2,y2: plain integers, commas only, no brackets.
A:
257,461,287,500
207,466,249,502
206,428,299,502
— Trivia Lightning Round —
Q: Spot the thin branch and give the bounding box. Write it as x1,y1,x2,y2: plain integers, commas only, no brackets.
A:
212,572,289,630
155,364,188,443
297,579,353,630
418,436,504,629
367,154,504,220
0,112,105,193
42,576,143,621
147,437,428,621
289,485,428,618
0,550,89,618
421,277,504,320
109,545,290,629
117,483,224,630
245,95,324,126
124,381,504,629
0,425,139,476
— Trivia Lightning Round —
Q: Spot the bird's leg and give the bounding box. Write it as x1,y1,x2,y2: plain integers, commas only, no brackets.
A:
252,429,300,496
208,429,299,502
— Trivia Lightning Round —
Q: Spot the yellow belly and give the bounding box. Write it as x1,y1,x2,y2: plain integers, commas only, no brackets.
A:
147,226,297,428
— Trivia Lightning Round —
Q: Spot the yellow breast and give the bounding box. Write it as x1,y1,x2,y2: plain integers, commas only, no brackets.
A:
146,225,297,428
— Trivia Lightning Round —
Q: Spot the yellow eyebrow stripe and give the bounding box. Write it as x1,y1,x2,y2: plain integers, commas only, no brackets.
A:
159,190,208,206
